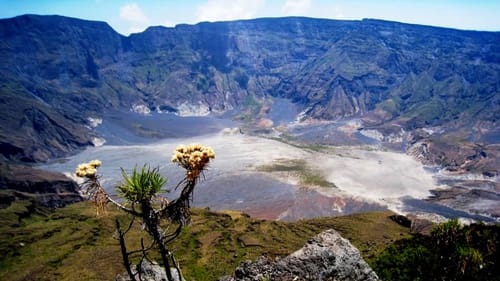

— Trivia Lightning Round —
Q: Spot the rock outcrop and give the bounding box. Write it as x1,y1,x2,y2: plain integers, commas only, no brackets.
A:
220,229,378,281
0,162,82,208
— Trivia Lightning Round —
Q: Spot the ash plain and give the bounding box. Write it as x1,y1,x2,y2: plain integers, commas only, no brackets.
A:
41,108,498,223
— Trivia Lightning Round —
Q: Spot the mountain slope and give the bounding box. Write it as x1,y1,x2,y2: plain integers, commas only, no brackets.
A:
0,15,498,172
0,202,409,281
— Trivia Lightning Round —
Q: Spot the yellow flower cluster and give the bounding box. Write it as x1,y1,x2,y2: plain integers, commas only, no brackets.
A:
171,143,215,172
75,159,102,178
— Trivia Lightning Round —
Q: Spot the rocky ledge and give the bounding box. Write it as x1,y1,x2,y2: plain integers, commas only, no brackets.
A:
0,162,82,208
220,229,378,281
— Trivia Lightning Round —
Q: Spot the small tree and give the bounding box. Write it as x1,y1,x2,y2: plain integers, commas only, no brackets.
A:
75,144,215,281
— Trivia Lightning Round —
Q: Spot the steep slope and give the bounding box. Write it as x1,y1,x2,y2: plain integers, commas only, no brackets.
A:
0,15,498,172
0,162,82,208
279,20,499,123
0,15,124,161
0,202,409,281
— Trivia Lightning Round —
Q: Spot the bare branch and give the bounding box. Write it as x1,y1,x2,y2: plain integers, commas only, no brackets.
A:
106,194,142,216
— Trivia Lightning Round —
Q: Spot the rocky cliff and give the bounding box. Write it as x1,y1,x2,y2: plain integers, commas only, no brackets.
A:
0,162,82,208
220,229,378,281
0,15,498,172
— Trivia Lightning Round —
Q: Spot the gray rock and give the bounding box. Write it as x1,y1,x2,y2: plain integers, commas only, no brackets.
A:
220,229,378,281
116,260,184,281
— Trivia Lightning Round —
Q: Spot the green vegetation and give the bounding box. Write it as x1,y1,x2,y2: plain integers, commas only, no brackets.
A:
256,158,336,188
373,219,500,281
233,95,264,123
377,97,401,116
117,165,168,202
0,201,409,281
130,123,164,138
270,135,337,153
2,198,498,281
73,145,216,281
0,201,116,281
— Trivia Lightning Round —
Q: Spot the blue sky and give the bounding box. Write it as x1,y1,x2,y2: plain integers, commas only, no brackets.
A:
0,0,499,35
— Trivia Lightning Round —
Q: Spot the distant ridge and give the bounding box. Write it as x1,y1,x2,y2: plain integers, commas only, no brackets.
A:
0,14,498,175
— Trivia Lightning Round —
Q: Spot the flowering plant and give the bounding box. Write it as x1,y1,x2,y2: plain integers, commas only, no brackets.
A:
74,144,215,281
171,143,215,179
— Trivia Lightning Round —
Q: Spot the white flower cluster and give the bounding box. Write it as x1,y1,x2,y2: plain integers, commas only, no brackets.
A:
75,159,102,178
171,143,215,175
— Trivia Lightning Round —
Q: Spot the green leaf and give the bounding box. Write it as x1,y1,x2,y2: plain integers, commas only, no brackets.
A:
116,165,168,203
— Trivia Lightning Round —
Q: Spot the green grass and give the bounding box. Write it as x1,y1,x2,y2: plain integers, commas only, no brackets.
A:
130,122,164,138
233,95,264,123
372,220,500,281
269,136,336,153
0,198,34,227
0,202,410,281
256,158,337,188
377,97,401,115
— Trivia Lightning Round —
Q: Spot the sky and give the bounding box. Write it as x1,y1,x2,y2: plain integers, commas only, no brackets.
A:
0,0,499,35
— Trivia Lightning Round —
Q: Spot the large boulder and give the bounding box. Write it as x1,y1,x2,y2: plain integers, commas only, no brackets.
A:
220,229,378,281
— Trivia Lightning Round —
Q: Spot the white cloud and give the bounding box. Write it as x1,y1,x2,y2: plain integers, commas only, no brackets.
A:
120,3,149,23
282,0,311,16
196,0,265,22
119,3,150,34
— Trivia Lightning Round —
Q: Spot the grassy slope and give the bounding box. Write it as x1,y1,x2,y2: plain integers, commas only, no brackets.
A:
0,201,410,281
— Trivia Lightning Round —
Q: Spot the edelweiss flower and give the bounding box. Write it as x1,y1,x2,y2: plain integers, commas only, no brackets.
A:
171,144,215,176
88,159,102,168
75,160,102,178
75,164,89,177
86,167,97,177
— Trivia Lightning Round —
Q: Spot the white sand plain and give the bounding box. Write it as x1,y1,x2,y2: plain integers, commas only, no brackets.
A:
43,132,441,217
